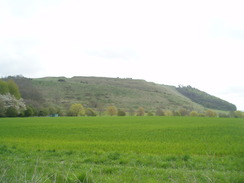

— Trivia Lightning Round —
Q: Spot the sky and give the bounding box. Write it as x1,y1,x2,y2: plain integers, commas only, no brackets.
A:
0,0,244,110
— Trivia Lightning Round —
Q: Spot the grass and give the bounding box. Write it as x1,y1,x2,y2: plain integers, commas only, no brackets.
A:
0,116,243,182
30,77,204,111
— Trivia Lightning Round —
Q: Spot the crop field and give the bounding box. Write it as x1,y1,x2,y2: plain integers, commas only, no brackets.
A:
0,117,243,183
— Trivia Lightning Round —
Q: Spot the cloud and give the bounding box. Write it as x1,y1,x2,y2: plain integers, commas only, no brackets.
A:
0,57,44,78
1,0,244,109
216,86,244,111
86,48,137,60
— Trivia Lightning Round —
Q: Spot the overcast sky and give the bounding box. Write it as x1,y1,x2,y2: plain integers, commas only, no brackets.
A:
0,0,244,110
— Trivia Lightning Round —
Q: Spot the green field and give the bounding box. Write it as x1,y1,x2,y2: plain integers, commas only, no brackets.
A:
0,117,243,183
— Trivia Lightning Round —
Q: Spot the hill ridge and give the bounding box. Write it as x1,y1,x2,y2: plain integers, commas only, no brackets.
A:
9,76,236,113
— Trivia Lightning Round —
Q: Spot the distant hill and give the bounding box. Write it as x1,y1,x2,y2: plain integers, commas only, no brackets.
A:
9,76,236,113
176,85,236,111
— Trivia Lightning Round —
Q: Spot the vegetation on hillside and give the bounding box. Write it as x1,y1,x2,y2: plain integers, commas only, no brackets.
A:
0,79,26,117
0,79,21,99
176,85,237,111
5,76,45,108
1,76,243,118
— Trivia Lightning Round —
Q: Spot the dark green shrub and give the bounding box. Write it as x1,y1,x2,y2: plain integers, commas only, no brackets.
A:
85,108,97,116
6,106,18,117
24,106,34,117
117,109,126,116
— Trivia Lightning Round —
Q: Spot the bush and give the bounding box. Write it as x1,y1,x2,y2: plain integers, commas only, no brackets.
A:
6,106,18,117
136,107,145,116
147,112,154,116
85,108,97,116
117,109,126,116
219,113,229,118
190,111,199,117
0,93,26,115
0,99,5,117
155,108,164,116
178,108,189,116
164,110,173,116
24,106,34,117
106,106,118,116
205,110,217,117
68,103,85,116
234,111,244,118
38,108,49,116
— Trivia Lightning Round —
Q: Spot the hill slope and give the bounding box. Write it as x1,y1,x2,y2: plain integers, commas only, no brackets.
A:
176,85,236,111
10,76,236,113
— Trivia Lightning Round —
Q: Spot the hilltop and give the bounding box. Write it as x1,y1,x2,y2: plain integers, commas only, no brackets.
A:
9,76,236,115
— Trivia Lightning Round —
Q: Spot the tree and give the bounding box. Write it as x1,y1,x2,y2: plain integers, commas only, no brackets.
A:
6,106,18,117
7,79,21,99
205,109,217,117
106,105,117,116
117,109,126,116
0,93,26,116
136,107,145,116
190,111,199,117
68,103,85,116
0,98,5,117
0,80,9,95
85,108,97,116
147,111,154,116
128,108,135,116
38,108,49,116
173,111,181,116
178,108,189,116
97,103,105,116
164,110,173,116
219,113,229,118
234,111,244,118
9,76,44,108
24,106,34,117
155,108,164,116
49,107,57,115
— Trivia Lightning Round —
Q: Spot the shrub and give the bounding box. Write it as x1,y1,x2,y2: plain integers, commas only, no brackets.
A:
0,93,26,115
190,111,199,117
85,108,97,116
7,79,21,99
106,106,118,116
136,107,145,116
38,108,49,116
178,108,189,116
117,109,126,116
68,103,85,116
219,113,229,118
205,110,217,117
0,99,5,117
164,110,173,116
6,106,18,117
147,112,154,116
24,106,34,117
234,111,244,118
155,108,164,116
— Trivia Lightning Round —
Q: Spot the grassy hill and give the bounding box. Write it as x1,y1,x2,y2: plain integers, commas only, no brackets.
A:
10,76,236,114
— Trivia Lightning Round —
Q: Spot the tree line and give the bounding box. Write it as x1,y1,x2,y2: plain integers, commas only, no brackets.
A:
65,104,244,118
